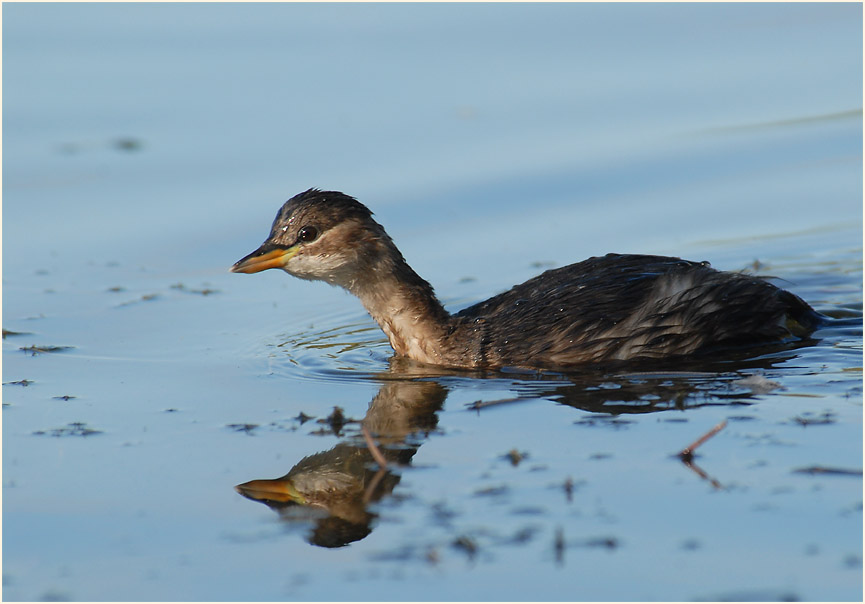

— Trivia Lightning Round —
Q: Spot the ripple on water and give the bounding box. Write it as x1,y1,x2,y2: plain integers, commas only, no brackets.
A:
262,313,395,384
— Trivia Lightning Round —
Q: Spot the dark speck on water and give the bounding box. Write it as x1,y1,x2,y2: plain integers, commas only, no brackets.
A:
792,411,836,426
117,294,159,307
170,283,220,296
562,476,576,502
57,136,144,155
294,411,315,424
474,484,510,497
582,536,619,550
504,448,527,466
452,536,479,560
113,136,143,152
226,423,259,435
33,422,102,437
792,466,862,477
315,406,352,435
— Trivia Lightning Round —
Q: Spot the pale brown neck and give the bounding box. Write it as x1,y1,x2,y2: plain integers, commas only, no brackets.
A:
347,243,453,365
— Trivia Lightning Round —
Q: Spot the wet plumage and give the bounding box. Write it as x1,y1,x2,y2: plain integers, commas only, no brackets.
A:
232,189,822,369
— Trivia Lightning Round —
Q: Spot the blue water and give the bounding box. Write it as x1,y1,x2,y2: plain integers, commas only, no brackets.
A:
3,3,862,601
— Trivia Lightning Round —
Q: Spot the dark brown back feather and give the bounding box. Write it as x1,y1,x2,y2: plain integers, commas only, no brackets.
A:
448,254,821,367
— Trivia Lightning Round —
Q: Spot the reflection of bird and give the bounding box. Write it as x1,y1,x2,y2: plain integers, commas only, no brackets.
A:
236,443,403,521
235,379,446,548
232,189,822,369
235,444,390,548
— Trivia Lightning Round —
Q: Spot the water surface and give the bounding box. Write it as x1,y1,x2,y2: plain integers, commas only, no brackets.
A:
2,3,862,601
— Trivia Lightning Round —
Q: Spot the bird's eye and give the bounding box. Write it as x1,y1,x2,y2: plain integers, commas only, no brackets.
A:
298,226,319,243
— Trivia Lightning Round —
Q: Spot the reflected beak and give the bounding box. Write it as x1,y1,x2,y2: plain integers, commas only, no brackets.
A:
235,478,307,504
230,243,297,274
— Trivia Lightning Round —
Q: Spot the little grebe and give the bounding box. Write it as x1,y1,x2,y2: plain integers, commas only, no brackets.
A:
231,189,822,369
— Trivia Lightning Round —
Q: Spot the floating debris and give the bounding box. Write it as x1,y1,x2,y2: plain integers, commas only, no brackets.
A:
106,286,126,293
2,329,32,339
792,411,836,427
577,536,619,550
226,423,259,435
425,547,440,566
589,452,612,460
326,406,346,433
263,419,298,433
679,419,727,463
504,526,536,544
33,422,102,437
695,589,800,602
574,416,635,429
733,374,783,394
466,397,524,411
563,476,575,502
113,136,144,152
504,448,527,466
554,527,565,565
451,535,478,560
727,415,757,422
170,283,219,296
20,345,74,356
58,136,145,155
116,293,160,307
311,406,357,436
474,484,509,497
294,411,315,424
681,538,701,551
793,466,862,477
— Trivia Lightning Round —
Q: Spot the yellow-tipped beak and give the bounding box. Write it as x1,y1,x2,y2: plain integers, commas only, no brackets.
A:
230,244,297,274
235,478,307,504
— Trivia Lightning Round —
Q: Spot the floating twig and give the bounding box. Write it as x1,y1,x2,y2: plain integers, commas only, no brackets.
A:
467,397,525,411
679,419,727,462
